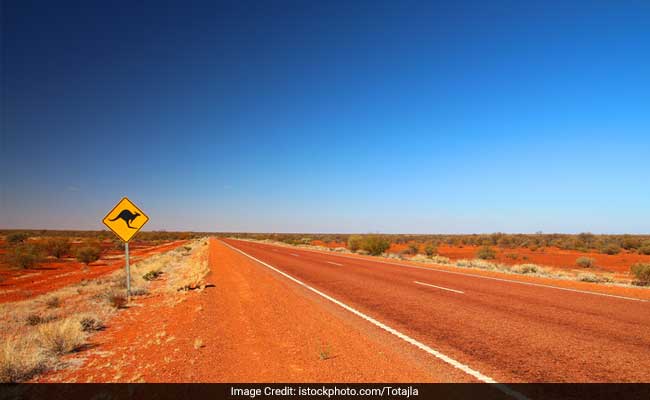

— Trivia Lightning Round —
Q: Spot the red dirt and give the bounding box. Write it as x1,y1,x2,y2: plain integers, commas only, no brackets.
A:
311,240,346,248
435,245,650,277
311,240,649,275
0,240,187,303
37,239,472,383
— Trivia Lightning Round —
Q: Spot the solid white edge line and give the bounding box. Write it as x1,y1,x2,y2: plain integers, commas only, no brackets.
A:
415,280,465,294
220,240,528,400
326,261,343,266
238,240,647,303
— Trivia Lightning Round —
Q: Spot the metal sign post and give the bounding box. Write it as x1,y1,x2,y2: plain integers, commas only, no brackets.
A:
102,197,149,300
125,242,131,298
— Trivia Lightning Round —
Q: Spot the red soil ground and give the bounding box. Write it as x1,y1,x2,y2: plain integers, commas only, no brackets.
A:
0,240,187,303
311,241,650,275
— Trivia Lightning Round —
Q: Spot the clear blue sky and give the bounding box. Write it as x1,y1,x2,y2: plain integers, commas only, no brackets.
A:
1,1,649,233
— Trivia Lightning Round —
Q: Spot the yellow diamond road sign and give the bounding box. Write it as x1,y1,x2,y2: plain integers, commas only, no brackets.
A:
103,197,149,242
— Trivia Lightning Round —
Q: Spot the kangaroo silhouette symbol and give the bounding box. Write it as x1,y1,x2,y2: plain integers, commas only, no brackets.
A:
109,209,140,229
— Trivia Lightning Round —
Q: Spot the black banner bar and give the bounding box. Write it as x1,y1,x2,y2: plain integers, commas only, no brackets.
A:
1,383,650,400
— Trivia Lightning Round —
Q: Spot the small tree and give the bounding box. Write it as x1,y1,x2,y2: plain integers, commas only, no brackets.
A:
361,235,390,256
631,263,650,286
8,243,43,269
6,232,29,245
76,246,101,265
476,246,496,260
44,238,71,259
424,244,437,257
347,235,364,253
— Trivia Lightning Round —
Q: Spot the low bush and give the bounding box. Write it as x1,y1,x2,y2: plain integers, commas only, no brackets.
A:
600,243,621,255
347,235,364,253
6,232,29,244
424,244,437,257
406,243,419,255
142,269,162,281
630,263,650,286
361,236,391,256
75,246,101,265
476,246,496,260
576,257,595,268
7,244,43,269
44,238,71,259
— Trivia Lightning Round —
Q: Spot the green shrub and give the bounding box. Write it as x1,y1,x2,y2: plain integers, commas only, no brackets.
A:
6,232,29,244
75,246,101,265
142,269,162,281
600,243,621,255
44,238,71,259
476,246,496,260
347,235,364,253
576,257,595,268
361,236,390,256
631,263,650,285
639,244,650,255
7,244,43,269
424,244,437,257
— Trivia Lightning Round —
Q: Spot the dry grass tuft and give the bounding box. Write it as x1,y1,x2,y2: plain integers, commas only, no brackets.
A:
193,338,203,350
79,314,104,332
106,292,128,309
45,296,61,309
0,336,48,383
511,264,544,274
36,318,87,355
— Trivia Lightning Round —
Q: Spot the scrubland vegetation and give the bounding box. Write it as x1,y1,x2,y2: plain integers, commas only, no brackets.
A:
225,232,650,255
0,238,209,382
0,230,202,271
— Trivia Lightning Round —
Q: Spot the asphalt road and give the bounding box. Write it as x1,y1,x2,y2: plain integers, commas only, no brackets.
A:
222,239,650,383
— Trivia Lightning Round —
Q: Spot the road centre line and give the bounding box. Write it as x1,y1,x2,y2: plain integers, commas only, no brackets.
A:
221,240,528,400
414,281,464,294
326,261,343,266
